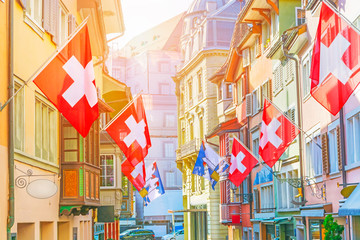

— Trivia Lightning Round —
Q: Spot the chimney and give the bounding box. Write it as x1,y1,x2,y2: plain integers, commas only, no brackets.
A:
206,1,217,12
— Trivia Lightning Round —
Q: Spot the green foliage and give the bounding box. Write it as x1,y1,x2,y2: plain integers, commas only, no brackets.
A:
323,214,344,240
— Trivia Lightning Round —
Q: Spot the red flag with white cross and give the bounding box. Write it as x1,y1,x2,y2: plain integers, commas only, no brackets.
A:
106,95,151,164
310,2,360,115
121,158,148,197
33,23,98,138
259,99,300,168
229,137,258,187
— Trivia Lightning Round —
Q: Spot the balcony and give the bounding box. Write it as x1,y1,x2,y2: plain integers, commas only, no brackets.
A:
220,203,241,224
180,138,201,158
217,99,232,118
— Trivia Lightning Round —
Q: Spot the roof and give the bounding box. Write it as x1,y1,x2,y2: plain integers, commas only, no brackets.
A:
206,118,241,139
187,0,228,14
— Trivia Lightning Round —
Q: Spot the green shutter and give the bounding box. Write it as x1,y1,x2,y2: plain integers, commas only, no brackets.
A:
79,167,84,196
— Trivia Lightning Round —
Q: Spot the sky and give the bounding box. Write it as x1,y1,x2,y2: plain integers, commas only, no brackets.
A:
110,0,193,50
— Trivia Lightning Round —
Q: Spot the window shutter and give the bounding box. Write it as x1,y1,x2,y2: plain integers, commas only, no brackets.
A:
336,126,343,171
246,93,252,117
43,0,51,32
51,0,60,44
273,65,283,93
322,133,330,175
243,48,250,67
254,189,260,213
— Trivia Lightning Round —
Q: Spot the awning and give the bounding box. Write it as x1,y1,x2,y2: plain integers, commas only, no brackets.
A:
251,217,291,224
300,203,332,217
206,118,241,139
339,184,360,216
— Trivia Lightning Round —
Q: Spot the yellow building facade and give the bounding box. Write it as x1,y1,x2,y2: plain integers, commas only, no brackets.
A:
8,0,124,239
0,0,9,239
173,1,241,239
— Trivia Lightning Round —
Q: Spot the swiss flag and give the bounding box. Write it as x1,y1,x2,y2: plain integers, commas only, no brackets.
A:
121,159,147,197
229,137,258,187
310,2,360,115
106,95,151,162
259,99,300,168
33,24,98,137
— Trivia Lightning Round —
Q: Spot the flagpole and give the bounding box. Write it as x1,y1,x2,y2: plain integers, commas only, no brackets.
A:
262,95,322,150
0,17,90,112
102,92,142,131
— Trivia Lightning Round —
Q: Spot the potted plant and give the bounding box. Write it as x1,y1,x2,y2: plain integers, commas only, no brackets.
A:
323,214,344,240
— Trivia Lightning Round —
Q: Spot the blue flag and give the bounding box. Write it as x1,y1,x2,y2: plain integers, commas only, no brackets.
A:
192,143,221,190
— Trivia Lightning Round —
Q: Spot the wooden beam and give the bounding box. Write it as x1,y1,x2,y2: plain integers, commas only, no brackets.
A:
266,0,279,15
252,8,271,25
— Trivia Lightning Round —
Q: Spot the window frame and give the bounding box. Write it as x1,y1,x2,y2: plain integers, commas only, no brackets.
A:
34,96,57,163
346,107,360,169
14,83,25,152
100,154,116,188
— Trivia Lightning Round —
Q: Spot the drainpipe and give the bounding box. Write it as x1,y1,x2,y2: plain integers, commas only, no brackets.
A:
281,34,305,204
7,0,15,238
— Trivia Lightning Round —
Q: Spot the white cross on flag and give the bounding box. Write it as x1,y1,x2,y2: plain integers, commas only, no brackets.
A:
259,99,300,168
106,95,151,165
229,137,258,187
33,24,98,137
310,2,360,115
121,159,147,197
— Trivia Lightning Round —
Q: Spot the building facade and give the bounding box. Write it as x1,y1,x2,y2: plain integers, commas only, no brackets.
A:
173,0,241,239
9,0,124,239
109,13,185,238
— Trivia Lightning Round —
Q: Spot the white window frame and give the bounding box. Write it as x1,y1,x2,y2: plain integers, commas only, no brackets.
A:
100,154,116,188
35,97,57,163
251,129,260,158
59,5,68,45
305,126,322,178
165,171,176,188
24,0,44,37
15,83,25,152
164,142,175,158
346,107,360,169
260,183,274,212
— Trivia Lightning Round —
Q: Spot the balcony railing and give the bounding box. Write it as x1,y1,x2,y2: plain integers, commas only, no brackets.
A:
180,138,201,158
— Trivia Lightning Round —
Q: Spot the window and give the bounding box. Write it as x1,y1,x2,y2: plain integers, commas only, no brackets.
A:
26,0,43,25
225,83,232,99
197,71,203,92
59,8,68,45
328,125,339,173
62,118,80,162
306,133,322,177
230,183,241,203
122,176,129,197
252,88,261,114
236,78,243,104
242,177,249,203
165,171,176,188
309,220,324,240
35,98,57,162
277,170,299,209
296,7,306,26
15,84,25,151
347,112,360,165
302,52,312,97
252,130,260,158
260,184,274,211
206,20,214,47
164,142,175,157
271,12,279,40
262,21,271,49
188,81,193,101
165,114,176,127
158,62,170,73
100,155,115,187
159,83,170,95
